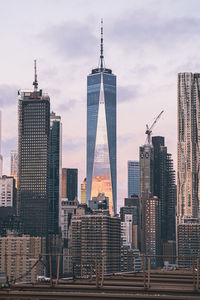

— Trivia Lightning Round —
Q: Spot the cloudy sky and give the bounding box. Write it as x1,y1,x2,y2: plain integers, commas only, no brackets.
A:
1,0,200,208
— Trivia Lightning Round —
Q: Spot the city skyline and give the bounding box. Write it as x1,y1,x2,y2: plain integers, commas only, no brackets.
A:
1,0,199,207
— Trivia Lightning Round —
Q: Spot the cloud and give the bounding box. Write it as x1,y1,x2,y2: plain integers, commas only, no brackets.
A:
0,85,18,108
63,138,84,152
56,99,78,112
118,85,139,104
109,11,200,50
39,21,97,59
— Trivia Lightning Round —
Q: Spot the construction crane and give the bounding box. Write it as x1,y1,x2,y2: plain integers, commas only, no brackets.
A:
145,110,164,144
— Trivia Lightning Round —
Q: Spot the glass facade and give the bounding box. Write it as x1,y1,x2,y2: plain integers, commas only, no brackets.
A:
128,161,140,198
87,70,116,216
18,89,50,237
49,112,62,234
62,168,78,201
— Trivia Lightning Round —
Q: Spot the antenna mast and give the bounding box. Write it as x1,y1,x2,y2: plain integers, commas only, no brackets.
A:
100,18,104,71
33,59,38,91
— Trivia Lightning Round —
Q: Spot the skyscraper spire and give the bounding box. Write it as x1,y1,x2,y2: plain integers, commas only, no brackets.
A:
100,18,104,71
33,59,38,91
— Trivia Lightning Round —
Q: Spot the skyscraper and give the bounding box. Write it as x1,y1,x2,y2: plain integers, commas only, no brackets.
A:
139,144,154,197
177,72,200,265
152,136,167,242
10,150,18,187
128,161,140,197
86,21,117,216
0,111,3,177
18,61,50,237
49,112,62,234
62,168,78,201
177,73,200,220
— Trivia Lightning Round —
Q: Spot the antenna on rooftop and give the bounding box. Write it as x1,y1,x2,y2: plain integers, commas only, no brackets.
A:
33,59,38,91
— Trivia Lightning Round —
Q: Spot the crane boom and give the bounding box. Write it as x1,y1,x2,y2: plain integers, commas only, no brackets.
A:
145,110,164,144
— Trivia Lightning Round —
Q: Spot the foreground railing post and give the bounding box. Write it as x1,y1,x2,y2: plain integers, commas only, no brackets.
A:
142,254,146,289
90,263,93,281
72,263,75,281
95,255,99,288
192,256,195,291
56,254,60,284
101,255,105,287
49,254,53,287
148,255,151,289
197,257,199,290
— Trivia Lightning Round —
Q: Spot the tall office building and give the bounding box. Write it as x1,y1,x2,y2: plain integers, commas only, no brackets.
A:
49,112,62,234
177,73,200,266
128,161,140,197
141,195,161,268
152,136,167,242
139,144,154,197
18,61,50,237
86,21,117,216
0,111,3,177
62,168,78,201
72,214,121,275
177,72,200,220
10,150,18,187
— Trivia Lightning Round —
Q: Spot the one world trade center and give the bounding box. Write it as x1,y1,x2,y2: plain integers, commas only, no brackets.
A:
86,21,117,216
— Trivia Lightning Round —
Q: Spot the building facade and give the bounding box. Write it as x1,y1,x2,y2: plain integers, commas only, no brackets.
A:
86,23,117,216
72,214,121,275
128,161,140,198
18,65,50,237
177,73,200,219
141,195,161,268
140,144,154,198
177,73,200,266
49,112,62,235
62,168,78,201
81,178,87,204
10,150,18,187
0,176,16,208
0,232,46,282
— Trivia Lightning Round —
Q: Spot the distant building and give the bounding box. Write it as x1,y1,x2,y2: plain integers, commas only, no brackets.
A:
177,219,200,267
62,168,78,201
81,178,87,204
0,176,16,208
120,195,140,250
0,232,46,282
49,112,62,235
10,150,18,187
141,194,161,268
140,144,154,198
72,214,121,275
60,198,78,275
128,161,140,197
177,73,200,219
18,62,50,237
89,193,109,211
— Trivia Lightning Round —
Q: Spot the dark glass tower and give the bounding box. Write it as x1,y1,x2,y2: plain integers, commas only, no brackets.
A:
62,168,78,201
86,21,117,216
18,61,50,237
49,112,62,234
